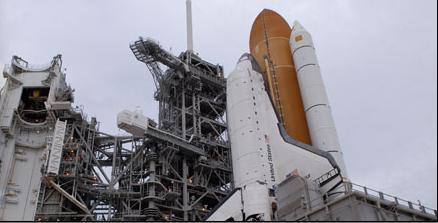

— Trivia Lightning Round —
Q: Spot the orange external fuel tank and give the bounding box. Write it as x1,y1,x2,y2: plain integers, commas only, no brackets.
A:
249,9,312,145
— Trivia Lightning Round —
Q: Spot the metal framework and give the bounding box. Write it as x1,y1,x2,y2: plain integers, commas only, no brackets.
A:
33,38,232,221
126,37,232,221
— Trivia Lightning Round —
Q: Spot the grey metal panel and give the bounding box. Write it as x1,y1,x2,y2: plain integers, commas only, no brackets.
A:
0,145,46,220
0,56,63,221
276,175,324,221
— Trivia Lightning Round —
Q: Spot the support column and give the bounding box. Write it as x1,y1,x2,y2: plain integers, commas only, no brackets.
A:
148,150,156,221
111,137,117,189
183,157,189,221
182,85,186,139
192,94,196,135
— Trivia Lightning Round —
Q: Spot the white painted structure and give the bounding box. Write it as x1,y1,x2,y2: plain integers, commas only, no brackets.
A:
117,109,149,136
47,120,67,175
0,55,71,220
208,54,337,221
290,21,348,178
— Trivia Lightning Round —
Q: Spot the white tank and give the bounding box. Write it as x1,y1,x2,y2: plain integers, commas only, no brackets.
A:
289,21,348,178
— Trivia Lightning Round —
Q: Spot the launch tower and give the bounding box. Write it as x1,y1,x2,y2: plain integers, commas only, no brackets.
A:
127,38,232,221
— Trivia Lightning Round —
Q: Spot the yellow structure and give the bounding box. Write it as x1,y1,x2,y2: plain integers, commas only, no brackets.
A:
249,9,311,145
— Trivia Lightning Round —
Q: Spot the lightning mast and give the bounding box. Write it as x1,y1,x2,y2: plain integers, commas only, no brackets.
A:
186,0,194,53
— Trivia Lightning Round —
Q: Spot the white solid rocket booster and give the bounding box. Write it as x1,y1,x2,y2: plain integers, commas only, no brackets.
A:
290,21,348,177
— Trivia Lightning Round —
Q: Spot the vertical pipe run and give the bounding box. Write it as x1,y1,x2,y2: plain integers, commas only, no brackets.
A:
183,157,189,221
111,138,117,189
264,58,280,121
192,95,196,135
148,152,156,221
249,9,312,145
182,86,186,139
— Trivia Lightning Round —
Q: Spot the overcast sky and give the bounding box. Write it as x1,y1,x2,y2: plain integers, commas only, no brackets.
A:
1,0,436,209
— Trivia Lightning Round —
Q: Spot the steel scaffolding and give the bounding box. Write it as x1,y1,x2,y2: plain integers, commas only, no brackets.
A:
30,38,232,221
126,37,232,221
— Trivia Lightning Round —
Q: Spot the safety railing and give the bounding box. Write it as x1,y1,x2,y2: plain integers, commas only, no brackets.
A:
11,56,56,72
304,181,437,219
349,182,437,217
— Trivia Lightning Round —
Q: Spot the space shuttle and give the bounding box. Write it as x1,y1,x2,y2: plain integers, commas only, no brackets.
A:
206,9,349,221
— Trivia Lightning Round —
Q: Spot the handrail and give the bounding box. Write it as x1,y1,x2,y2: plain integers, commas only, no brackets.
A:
303,181,437,219
348,182,437,217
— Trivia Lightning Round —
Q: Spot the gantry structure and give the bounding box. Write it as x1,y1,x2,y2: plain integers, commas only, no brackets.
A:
127,37,232,221
0,46,232,221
